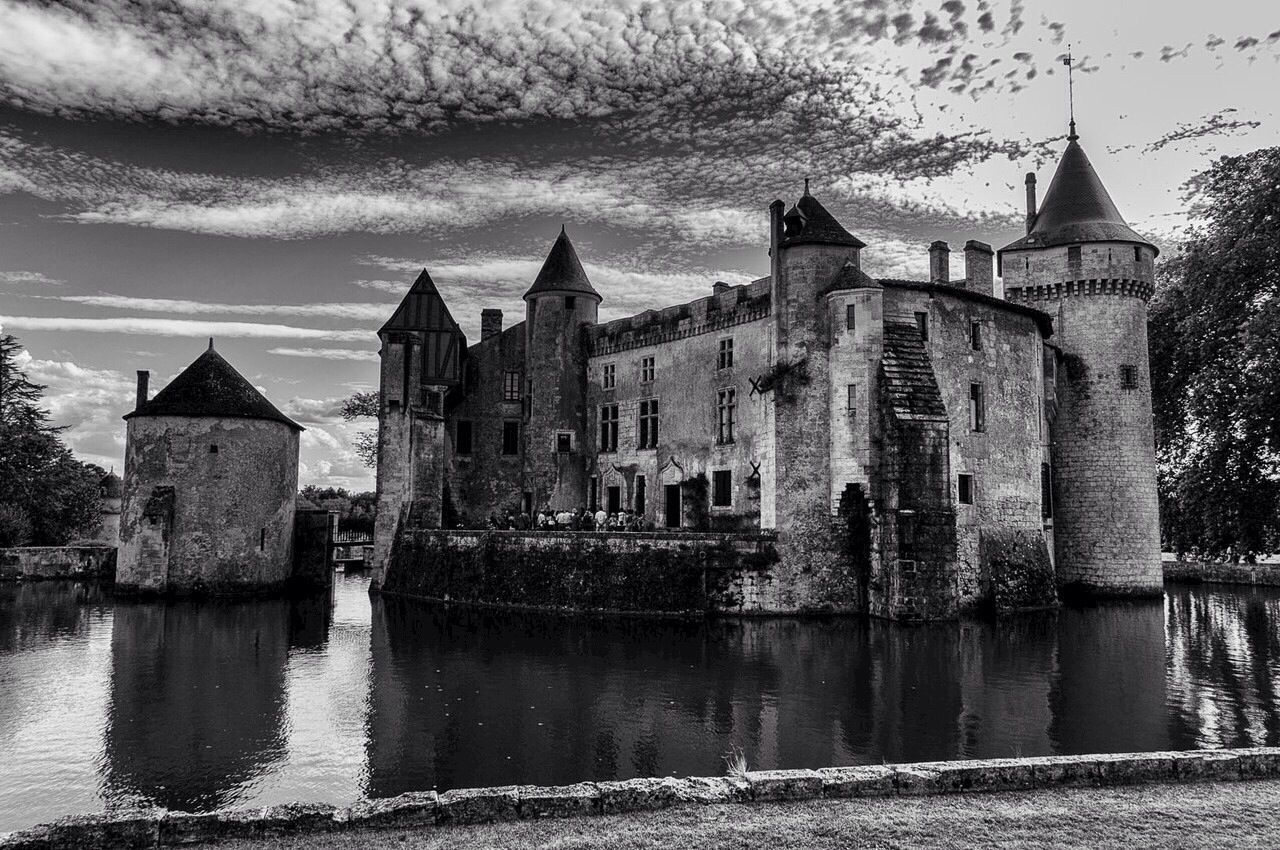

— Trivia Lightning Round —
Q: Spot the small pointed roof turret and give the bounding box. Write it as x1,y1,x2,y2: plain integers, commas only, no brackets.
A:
124,346,301,430
780,184,866,250
1000,134,1156,255
523,228,602,302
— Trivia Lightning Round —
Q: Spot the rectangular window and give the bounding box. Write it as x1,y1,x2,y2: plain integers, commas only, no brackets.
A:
712,470,733,508
638,399,659,449
846,304,857,331
1133,246,1142,263
565,295,576,310
259,528,266,551
556,432,572,454
599,404,619,452
1067,246,1082,267
456,420,473,455
718,337,734,369
717,388,737,444
915,311,929,342
641,356,655,383
209,444,218,454
1120,364,1138,390
503,371,521,401
635,475,646,515
502,421,520,455
969,383,985,432
602,363,616,389
847,384,857,413
1041,463,1054,519
970,321,982,351
958,473,974,505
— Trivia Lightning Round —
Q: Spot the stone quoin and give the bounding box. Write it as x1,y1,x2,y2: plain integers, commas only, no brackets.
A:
370,128,1162,619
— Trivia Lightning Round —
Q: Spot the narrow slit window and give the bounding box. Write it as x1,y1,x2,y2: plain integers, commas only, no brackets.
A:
915,311,929,342
259,528,266,550
969,383,985,432
845,304,857,331
958,474,974,505
970,321,982,351
847,384,857,413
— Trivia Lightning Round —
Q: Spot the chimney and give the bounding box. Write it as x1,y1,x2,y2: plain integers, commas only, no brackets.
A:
135,370,149,410
480,309,503,341
928,241,950,285
964,240,995,294
712,281,731,296
1025,172,1037,234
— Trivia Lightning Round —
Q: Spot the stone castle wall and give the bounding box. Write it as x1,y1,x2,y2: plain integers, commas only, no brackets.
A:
118,415,298,594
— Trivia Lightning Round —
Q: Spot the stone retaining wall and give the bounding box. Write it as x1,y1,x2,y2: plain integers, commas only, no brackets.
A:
6,748,1280,848
1163,558,1280,587
0,546,116,582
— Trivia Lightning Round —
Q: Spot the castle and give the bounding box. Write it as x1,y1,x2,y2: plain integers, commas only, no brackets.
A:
371,126,1162,619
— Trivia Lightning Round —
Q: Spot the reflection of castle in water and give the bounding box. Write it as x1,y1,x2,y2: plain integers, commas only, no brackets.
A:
363,595,1168,797
102,594,330,812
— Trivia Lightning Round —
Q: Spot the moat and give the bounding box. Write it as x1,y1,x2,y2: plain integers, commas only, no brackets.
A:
1,574,1277,833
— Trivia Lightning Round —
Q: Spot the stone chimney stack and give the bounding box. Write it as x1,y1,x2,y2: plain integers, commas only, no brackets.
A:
1025,172,1037,234
928,241,950,285
712,281,731,296
963,240,995,294
135,371,149,410
480,309,503,341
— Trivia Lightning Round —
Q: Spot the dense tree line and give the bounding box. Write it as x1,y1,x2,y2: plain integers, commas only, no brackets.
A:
1150,146,1280,560
0,334,103,546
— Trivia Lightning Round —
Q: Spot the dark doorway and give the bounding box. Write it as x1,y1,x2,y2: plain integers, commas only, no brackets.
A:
606,486,621,515
840,483,872,608
664,484,681,528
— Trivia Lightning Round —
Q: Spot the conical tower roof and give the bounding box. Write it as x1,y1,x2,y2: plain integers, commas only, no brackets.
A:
1002,136,1156,255
523,228,601,301
780,190,866,249
125,343,301,430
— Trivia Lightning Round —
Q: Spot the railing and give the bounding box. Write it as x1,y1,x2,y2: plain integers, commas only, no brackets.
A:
332,531,373,544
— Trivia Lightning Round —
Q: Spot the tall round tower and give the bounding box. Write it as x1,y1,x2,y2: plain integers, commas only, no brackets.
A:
998,125,1161,596
522,228,601,511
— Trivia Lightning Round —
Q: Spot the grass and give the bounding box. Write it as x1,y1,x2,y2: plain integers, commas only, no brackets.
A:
216,779,1280,849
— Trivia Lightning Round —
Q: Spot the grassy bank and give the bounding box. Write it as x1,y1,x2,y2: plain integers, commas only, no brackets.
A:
220,779,1280,849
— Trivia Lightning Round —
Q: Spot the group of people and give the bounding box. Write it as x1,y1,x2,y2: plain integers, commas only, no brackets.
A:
480,506,651,532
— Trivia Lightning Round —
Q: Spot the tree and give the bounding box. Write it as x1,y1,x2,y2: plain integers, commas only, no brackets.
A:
1149,146,1280,560
341,390,379,468
0,334,103,545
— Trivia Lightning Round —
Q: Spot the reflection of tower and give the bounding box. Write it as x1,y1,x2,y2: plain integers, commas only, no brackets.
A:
999,125,1161,596
522,229,601,511
1049,600,1168,754
103,599,290,812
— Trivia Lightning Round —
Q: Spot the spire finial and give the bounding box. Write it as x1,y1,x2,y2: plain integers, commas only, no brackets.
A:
560,223,566,235
208,337,214,351
1064,47,1078,140
803,177,810,196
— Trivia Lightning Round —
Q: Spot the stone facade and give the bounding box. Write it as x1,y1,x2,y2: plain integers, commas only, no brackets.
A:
372,132,1161,619
116,345,303,594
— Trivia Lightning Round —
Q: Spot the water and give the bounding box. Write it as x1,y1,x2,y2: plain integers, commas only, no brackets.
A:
1,575,1278,832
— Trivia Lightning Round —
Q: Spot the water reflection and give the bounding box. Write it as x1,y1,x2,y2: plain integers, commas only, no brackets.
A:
3,578,1280,832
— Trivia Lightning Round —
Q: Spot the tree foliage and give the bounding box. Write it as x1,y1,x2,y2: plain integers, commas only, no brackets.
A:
341,390,378,469
1149,146,1280,559
0,334,103,545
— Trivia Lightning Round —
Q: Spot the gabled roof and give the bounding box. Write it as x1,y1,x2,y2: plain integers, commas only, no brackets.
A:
780,191,866,250
125,344,301,431
380,269,467,337
1001,134,1156,255
523,228,601,301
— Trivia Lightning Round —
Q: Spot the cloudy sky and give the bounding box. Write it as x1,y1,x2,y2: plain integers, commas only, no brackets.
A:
0,0,1276,491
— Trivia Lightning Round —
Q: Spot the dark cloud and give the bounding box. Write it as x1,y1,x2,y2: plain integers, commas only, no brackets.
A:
1144,108,1262,153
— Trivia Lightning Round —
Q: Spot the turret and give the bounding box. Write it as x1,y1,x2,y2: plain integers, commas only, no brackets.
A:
370,270,466,585
998,128,1161,597
522,227,601,511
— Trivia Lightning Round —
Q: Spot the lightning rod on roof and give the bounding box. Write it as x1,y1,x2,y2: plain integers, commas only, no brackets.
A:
1064,47,1077,140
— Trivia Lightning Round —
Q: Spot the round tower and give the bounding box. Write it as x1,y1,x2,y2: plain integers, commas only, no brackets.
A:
118,342,302,594
522,228,601,511
999,127,1161,596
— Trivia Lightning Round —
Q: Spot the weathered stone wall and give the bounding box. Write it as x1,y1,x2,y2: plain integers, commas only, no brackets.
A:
382,530,783,614
882,284,1054,612
524,292,598,512
0,546,116,581
585,282,772,531
445,321,527,523
1164,559,1280,586
118,416,299,594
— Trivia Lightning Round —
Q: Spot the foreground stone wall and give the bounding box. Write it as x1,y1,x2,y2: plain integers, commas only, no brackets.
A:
1164,559,1280,587
0,546,116,581
381,530,782,614
9,748,1280,848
